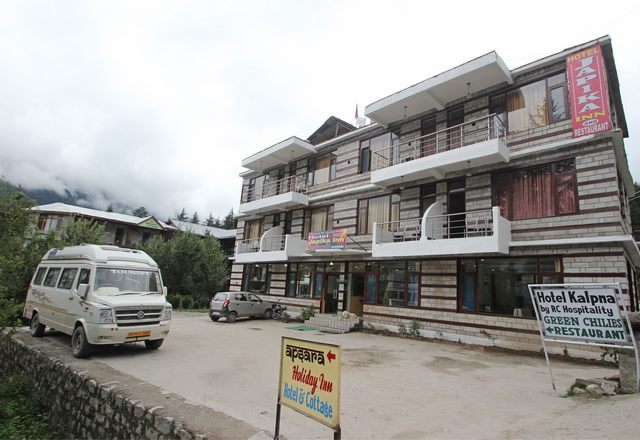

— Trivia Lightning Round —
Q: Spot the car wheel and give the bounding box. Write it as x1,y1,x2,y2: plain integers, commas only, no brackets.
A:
264,308,273,320
210,315,220,322
71,325,92,358
30,313,45,337
226,311,237,323
145,339,163,350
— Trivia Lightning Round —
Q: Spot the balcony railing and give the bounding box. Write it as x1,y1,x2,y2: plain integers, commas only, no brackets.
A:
371,114,505,170
236,238,261,254
375,208,494,244
241,174,306,204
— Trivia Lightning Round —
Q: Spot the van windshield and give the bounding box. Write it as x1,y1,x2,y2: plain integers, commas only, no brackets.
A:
94,268,161,296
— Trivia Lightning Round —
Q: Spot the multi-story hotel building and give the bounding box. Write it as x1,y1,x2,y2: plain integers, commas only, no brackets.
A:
230,36,639,351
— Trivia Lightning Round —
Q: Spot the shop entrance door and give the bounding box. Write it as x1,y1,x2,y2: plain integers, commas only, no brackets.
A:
323,274,340,314
348,273,365,315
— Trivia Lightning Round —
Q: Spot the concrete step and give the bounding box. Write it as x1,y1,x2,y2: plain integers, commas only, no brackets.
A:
305,314,360,334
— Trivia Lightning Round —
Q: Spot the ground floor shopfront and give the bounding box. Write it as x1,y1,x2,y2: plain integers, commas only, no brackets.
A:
230,244,639,352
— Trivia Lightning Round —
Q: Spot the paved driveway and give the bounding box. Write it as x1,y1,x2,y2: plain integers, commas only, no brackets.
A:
83,312,637,439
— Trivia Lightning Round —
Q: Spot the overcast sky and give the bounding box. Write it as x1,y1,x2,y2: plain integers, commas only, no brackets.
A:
1,1,638,222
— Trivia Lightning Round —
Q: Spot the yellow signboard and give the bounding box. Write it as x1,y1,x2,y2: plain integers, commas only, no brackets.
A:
278,336,341,429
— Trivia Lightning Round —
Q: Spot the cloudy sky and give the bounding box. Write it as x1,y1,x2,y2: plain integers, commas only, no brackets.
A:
1,1,638,221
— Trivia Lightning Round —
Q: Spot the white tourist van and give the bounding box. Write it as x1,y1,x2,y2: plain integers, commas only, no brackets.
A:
23,244,172,358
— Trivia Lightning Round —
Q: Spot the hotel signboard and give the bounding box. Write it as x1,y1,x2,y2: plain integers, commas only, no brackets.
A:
275,337,341,436
307,229,348,252
566,44,612,138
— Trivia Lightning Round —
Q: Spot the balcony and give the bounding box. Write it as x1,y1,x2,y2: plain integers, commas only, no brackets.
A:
370,114,509,188
372,203,510,257
234,226,307,263
238,175,309,216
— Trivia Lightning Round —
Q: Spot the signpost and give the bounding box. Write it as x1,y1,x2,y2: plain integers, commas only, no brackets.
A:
307,229,348,252
529,284,639,391
275,336,341,439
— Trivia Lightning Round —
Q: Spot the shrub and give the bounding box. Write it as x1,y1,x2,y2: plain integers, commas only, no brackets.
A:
299,305,315,321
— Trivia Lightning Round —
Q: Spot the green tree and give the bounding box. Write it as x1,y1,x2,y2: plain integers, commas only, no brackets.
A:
205,213,218,227
222,208,236,229
175,208,188,221
58,218,107,246
132,206,149,218
141,232,229,308
190,211,200,224
106,203,114,212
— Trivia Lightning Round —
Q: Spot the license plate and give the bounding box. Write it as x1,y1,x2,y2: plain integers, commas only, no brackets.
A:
127,330,151,338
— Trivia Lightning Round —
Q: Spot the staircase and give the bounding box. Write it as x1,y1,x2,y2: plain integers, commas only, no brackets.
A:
305,313,361,334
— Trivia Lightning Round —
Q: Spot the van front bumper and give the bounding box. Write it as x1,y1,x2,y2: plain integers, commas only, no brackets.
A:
84,320,171,345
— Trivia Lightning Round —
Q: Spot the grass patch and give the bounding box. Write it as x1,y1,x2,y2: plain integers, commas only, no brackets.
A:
0,374,66,440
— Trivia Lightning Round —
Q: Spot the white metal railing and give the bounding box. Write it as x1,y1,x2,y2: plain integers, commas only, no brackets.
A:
235,236,287,254
241,174,306,204
375,208,494,244
371,114,506,170
236,238,261,254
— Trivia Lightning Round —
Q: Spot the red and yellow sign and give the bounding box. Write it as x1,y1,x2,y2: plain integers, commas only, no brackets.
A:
278,337,341,429
566,44,612,138
306,229,348,252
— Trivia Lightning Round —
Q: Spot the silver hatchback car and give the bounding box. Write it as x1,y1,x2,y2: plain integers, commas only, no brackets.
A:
208,291,273,323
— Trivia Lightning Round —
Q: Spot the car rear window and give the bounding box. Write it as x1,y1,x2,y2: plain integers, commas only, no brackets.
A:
213,293,228,301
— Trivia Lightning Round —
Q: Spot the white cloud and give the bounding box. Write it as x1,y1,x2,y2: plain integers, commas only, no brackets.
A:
1,0,639,222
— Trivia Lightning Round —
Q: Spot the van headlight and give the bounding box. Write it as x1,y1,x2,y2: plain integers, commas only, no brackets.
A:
99,308,114,324
162,305,172,321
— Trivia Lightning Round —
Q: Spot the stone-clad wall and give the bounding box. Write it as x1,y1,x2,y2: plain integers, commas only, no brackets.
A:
0,332,260,440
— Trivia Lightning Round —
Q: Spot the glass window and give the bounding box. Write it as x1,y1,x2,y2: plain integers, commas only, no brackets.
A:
360,133,400,170
492,159,578,220
459,257,562,317
244,264,268,294
33,267,47,285
57,268,78,290
379,262,406,306
303,206,333,238
357,194,400,235
244,219,263,240
420,184,437,216
359,146,371,173
76,269,91,288
286,264,298,296
297,263,313,298
366,273,378,303
309,154,336,186
43,268,61,287
506,73,568,133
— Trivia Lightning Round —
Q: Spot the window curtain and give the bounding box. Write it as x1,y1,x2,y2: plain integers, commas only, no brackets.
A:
246,220,262,239
313,157,331,184
507,80,547,133
368,196,390,233
512,165,553,220
556,161,577,214
311,208,327,232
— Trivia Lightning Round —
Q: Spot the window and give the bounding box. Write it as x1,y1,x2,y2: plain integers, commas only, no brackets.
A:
357,194,400,235
287,263,314,298
76,269,91,288
243,264,268,294
363,261,421,307
308,154,337,186
492,159,578,220
43,268,61,287
303,206,334,238
57,268,78,290
360,133,400,171
506,72,568,133
33,267,47,285
37,215,63,232
459,257,562,317
114,228,125,245
420,184,437,216
420,116,437,157
244,219,263,240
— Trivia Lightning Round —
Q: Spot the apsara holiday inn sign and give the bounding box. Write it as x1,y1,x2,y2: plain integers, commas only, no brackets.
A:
276,337,341,433
566,44,612,138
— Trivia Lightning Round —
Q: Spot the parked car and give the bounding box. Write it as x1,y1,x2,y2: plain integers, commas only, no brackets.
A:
208,291,273,322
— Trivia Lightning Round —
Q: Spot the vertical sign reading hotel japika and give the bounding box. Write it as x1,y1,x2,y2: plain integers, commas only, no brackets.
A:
278,337,341,430
566,44,612,138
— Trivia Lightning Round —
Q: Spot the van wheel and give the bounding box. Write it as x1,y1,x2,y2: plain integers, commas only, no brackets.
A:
30,313,45,337
71,325,92,358
264,309,273,320
145,339,163,350
226,311,237,323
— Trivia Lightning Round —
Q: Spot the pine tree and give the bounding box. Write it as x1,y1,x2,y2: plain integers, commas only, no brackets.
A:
191,211,200,224
106,203,114,212
205,213,217,227
223,208,236,229
176,208,188,221
132,206,149,218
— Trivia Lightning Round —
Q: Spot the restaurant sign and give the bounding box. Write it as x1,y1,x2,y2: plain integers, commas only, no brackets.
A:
277,337,341,430
307,229,348,251
566,44,612,138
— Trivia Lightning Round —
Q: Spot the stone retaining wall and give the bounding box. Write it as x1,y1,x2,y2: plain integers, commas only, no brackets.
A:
0,330,262,439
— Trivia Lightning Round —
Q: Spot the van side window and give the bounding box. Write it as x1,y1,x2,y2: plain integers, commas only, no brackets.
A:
43,268,62,287
76,269,91,289
33,267,47,285
58,268,78,290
